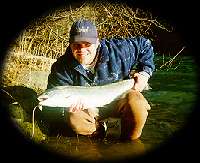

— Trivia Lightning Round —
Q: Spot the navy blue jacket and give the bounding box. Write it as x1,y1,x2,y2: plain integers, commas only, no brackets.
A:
47,36,155,89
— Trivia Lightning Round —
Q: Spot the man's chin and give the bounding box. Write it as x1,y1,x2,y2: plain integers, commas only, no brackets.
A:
78,60,87,65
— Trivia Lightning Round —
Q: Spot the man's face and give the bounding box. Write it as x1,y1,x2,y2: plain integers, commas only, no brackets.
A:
70,40,99,65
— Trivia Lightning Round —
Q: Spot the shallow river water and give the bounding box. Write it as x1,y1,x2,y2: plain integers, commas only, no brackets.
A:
36,57,198,162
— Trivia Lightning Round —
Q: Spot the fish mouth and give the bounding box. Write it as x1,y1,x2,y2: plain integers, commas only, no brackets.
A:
65,96,70,99
38,95,48,101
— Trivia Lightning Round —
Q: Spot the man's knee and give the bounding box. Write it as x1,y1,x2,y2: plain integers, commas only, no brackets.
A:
120,90,150,140
117,89,150,117
127,89,151,112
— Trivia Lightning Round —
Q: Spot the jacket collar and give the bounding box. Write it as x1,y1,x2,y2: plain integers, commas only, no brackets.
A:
74,64,87,76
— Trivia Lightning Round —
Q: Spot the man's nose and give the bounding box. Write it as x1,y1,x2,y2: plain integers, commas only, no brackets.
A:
76,46,87,52
77,48,85,53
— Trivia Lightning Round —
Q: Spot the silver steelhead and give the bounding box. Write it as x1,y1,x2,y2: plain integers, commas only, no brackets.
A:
38,79,135,109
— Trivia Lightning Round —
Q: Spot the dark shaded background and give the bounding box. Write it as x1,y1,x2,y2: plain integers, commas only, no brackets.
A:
0,0,199,163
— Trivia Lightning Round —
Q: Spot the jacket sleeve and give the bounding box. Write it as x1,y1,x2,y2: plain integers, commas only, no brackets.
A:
131,37,155,77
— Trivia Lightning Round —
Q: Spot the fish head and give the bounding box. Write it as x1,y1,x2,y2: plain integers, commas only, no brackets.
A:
38,94,52,106
37,92,76,107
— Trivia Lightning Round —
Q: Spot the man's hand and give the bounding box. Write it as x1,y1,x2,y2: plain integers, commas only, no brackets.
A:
69,97,87,113
133,72,149,92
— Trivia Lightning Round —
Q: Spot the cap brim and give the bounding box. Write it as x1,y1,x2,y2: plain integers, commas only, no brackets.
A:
70,36,97,44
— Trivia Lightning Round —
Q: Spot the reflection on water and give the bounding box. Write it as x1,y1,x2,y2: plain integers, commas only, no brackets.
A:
40,59,198,162
43,136,146,161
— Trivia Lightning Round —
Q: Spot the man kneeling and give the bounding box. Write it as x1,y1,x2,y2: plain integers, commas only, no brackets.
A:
44,19,155,140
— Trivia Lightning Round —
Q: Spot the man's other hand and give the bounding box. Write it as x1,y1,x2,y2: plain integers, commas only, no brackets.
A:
133,72,149,92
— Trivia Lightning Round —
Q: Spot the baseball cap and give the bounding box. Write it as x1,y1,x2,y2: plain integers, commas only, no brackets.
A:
69,19,98,44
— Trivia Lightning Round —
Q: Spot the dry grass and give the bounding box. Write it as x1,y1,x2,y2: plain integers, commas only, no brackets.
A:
1,0,171,93
0,0,174,143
